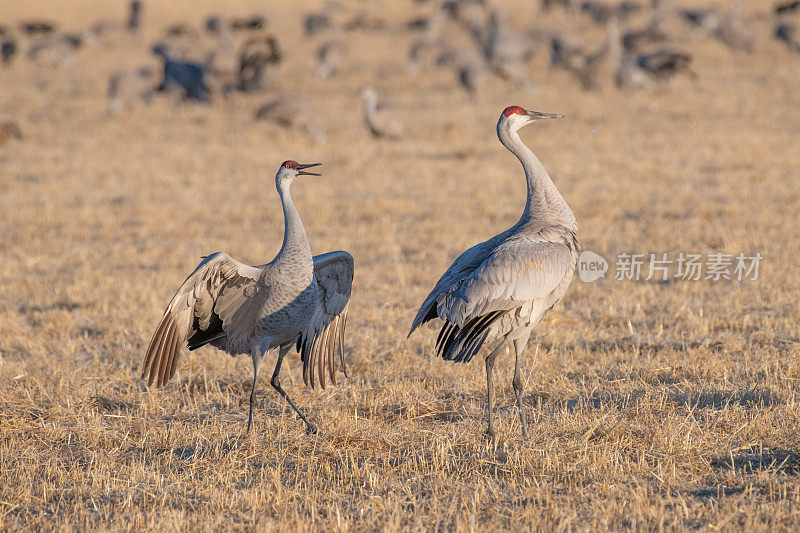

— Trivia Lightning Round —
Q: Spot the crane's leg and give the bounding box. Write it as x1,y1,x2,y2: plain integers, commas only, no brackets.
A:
512,334,531,438
271,343,318,434
247,348,264,434
485,338,510,441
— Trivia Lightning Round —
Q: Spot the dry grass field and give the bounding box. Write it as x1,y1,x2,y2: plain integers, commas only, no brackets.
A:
1,0,800,530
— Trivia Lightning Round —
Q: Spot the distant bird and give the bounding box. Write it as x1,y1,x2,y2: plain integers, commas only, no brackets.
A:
127,0,142,32
231,15,266,32
107,67,155,115
481,9,535,84
255,97,326,141
304,13,331,36
163,23,198,38
152,43,211,101
316,39,348,78
238,34,281,91
361,87,404,139
550,32,586,69
617,48,693,87
580,0,641,24
407,34,447,75
712,4,753,52
0,121,23,144
141,161,353,434
91,0,143,38
679,7,721,34
20,21,56,35
541,0,578,11
409,106,579,439
775,1,800,15
457,57,490,96
28,33,83,67
562,17,621,90
622,12,669,52
1,37,17,65
635,49,692,79
776,21,800,51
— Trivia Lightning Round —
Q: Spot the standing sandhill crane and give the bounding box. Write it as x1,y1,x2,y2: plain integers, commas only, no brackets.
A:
238,34,282,91
409,106,579,439
141,161,354,434
361,87,404,139
316,39,348,79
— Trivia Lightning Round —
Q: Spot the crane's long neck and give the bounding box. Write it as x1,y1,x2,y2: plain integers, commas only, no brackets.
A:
275,182,313,274
498,123,577,231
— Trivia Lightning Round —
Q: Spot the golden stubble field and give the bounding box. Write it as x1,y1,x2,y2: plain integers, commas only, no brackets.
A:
1,0,800,530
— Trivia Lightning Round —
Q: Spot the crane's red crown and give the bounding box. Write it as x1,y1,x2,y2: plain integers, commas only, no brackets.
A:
502,105,527,117
281,160,298,169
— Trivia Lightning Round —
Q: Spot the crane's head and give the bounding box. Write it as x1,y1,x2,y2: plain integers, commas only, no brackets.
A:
499,106,563,132
276,160,321,185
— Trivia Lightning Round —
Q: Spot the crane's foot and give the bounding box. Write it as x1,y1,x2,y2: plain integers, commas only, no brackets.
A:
484,427,496,442
305,421,318,435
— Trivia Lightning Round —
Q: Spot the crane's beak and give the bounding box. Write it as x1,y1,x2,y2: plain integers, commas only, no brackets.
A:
525,110,564,120
297,163,321,176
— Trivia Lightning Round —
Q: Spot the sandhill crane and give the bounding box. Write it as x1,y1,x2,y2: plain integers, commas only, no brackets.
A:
304,13,331,36
238,34,282,91
107,67,155,115
617,48,693,88
141,161,353,434
409,106,579,439
361,87,404,139
776,21,800,51
28,33,83,67
480,10,535,84
712,4,753,53
255,97,326,142
0,121,22,144
128,1,142,32
230,15,267,32
152,43,211,101
316,39,348,79
1,37,16,66
776,1,800,15
561,17,621,90
20,21,56,35
90,0,142,39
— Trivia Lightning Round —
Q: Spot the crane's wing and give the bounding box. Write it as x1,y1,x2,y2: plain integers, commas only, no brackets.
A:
141,252,267,388
408,233,507,336
439,238,573,327
298,251,354,390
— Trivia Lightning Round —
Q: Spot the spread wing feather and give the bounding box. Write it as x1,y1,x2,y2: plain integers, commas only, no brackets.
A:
141,252,264,387
298,251,354,389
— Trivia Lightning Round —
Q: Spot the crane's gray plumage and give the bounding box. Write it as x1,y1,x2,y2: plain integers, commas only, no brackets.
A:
141,161,353,434
409,106,579,439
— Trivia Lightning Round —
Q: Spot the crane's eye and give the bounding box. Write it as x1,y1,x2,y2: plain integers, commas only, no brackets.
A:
282,160,297,169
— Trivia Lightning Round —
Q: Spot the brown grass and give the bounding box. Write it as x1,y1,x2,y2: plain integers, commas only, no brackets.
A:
1,0,800,530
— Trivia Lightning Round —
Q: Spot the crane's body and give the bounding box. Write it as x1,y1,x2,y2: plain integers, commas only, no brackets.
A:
409,106,579,438
142,161,353,434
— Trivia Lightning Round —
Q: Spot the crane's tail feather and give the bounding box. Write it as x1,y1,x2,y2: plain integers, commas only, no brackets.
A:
300,306,349,390
437,311,503,363
142,312,186,388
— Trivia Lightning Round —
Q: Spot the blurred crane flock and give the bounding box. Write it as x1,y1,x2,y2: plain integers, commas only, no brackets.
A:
1,0,800,530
